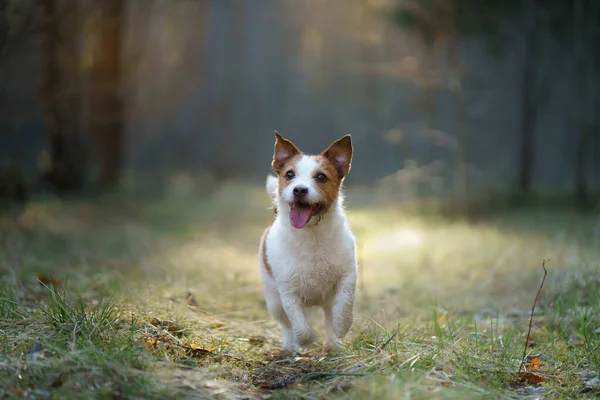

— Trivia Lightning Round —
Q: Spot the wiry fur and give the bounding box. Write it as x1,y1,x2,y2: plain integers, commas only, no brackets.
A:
259,132,357,352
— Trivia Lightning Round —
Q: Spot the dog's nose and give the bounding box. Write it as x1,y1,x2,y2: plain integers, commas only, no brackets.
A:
293,186,308,197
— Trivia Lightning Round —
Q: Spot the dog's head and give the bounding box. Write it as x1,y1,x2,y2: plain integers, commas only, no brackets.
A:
271,131,353,229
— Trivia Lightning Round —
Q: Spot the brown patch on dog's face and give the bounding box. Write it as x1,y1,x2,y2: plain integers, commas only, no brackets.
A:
270,132,354,226
311,155,343,208
272,131,301,173
276,154,303,197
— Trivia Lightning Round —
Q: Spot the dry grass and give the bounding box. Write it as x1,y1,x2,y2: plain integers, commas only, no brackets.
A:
0,182,599,399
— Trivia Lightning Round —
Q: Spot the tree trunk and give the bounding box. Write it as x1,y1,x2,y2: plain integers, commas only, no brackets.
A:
212,0,244,180
89,0,125,190
517,0,536,197
448,2,468,213
41,0,85,194
574,128,590,208
572,0,592,209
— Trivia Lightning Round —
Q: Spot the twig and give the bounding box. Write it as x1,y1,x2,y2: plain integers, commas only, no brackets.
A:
518,259,548,374
70,321,78,352
376,324,400,354
264,370,365,390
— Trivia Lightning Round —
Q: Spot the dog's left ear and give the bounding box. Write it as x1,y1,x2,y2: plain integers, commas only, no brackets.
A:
322,134,353,178
272,131,301,173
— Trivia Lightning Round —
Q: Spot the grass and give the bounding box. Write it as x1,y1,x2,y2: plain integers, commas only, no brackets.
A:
0,182,599,399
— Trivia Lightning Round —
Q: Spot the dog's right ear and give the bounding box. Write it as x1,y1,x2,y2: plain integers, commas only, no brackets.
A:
272,131,300,173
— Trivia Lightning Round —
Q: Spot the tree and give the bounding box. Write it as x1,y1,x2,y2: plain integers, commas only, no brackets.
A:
393,0,481,210
40,0,86,194
516,0,537,197
89,0,125,190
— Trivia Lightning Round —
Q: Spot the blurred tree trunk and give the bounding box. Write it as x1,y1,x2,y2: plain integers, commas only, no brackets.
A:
0,0,7,55
448,2,468,213
516,0,536,198
450,41,468,212
213,0,243,180
41,0,86,194
89,0,125,190
573,0,592,209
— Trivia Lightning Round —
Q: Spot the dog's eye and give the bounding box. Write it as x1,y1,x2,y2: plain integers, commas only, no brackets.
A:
315,173,327,183
285,170,295,180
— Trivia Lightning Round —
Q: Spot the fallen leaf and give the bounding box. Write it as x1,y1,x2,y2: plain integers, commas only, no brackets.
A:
36,273,61,286
141,335,159,350
517,371,545,384
51,373,64,388
36,272,49,284
189,343,217,352
529,356,542,370
186,292,200,308
186,344,216,358
248,337,266,347
293,357,313,364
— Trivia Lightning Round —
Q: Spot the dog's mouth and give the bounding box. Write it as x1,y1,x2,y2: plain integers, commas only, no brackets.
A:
289,201,323,229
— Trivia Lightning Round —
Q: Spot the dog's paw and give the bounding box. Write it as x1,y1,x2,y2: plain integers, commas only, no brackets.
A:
323,337,343,352
296,330,316,347
281,341,300,354
278,348,299,357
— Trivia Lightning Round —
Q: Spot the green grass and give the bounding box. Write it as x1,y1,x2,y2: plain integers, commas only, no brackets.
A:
0,182,599,399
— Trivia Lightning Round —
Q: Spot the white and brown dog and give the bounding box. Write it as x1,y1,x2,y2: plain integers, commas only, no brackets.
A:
259,131,357,352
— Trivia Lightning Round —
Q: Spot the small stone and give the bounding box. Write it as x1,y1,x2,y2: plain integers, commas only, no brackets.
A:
584,377,600,389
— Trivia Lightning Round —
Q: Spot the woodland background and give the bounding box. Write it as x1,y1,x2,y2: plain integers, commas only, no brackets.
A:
1,0,599,211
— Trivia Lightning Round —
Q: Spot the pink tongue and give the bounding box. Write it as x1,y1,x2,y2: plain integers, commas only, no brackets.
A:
290,204,313,229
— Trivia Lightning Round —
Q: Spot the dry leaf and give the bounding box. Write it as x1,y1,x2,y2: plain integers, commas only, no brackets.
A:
51,373,64,388
186,343,216,358
189,344,217,352
36,272,49,284
248,337,266,347
293,357,313,364
141,335,159,350
529,356,542,370
36,273,61,286
518,371,545,384
186,292,200,307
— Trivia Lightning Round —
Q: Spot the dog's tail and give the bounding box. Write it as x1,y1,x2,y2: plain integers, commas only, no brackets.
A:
265,175,278,214
265,174,278,199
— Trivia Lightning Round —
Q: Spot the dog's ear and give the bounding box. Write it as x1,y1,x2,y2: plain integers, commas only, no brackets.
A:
272,131,300,173
322,134,353,178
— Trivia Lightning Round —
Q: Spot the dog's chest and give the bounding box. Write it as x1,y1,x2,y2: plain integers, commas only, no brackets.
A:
268,227,353,305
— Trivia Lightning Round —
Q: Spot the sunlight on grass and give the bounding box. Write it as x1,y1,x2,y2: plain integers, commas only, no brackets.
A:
1,184,599,399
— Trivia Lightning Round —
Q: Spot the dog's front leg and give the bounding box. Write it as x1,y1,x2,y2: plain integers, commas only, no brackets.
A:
332,272,357,340
280,293,315,347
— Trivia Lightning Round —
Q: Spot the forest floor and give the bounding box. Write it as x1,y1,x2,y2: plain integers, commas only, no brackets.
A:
1,182,599,399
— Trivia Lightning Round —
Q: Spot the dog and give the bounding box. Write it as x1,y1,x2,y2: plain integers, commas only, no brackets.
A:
258,131,357,352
